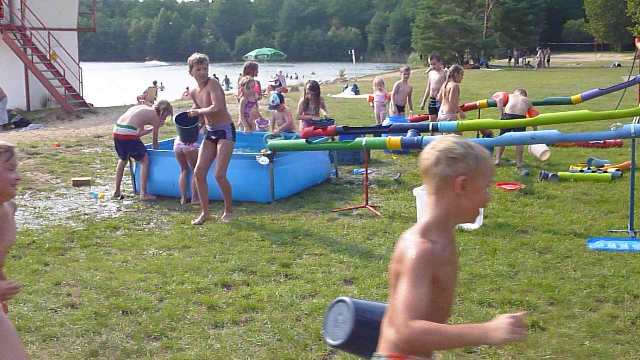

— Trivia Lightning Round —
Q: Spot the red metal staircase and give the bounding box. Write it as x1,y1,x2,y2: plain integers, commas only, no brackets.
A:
0,0,90,112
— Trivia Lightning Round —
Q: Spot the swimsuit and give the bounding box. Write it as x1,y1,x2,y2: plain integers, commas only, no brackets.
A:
205,122,236,143
243,100,258,121
499,112,527,135
437,109,458,121
173,136,200,153
255,117,270,131
427,97,440,116
113,123,147,161
373,92,387,115
395,104,406,114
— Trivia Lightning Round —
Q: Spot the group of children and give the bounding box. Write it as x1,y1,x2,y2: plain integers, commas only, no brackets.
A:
1,51,537,359
372,53,536,170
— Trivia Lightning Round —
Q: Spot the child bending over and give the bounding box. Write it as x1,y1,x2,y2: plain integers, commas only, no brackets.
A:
112,100,172,200
375,136,527,359
0,141,29,360
494,88,533,169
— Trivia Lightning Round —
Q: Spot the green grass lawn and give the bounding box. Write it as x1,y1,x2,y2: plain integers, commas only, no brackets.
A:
5,64,640,359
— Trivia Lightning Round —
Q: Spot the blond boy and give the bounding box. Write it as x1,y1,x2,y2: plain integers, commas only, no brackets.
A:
0,141,29,360
187,53,235,225
494,89,533,169
390,65,414,116
112,100,172,200
375,136,527,359
419,54,446,122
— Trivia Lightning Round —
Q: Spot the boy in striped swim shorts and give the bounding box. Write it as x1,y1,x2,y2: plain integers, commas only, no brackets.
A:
112,100,172,200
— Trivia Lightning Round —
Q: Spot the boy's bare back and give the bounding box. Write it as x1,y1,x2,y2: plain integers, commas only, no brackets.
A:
377,222,457,358
504,93,531,116
375,137,527,359
116,105,161,132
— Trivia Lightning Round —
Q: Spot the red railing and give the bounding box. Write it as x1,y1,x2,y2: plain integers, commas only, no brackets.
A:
0,0,83,97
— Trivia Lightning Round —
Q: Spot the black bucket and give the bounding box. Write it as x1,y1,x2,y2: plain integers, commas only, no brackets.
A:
174,112,200,144
323,297,387,358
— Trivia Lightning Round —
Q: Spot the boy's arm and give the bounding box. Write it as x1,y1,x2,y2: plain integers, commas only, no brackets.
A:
320,98,328,117
151,123,159,150
386,252,527,353
407,86,414,112
420,77,431,110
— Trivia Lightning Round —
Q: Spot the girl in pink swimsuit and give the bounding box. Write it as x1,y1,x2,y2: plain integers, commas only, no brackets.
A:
370,77,389,125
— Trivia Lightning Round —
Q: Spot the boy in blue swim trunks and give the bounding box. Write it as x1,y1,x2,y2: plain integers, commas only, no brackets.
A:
375,137,527,360
187,52,235,225
112,100,172,201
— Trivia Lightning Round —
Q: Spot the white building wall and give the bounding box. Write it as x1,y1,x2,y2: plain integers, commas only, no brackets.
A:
0,0,80,110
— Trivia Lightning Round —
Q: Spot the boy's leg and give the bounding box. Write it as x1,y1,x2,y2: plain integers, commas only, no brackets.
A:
495,146,505,165
0,311,28,360
175,151,189,205
515,145,524,168
214,139,234,222
139,154,156,201
187,150,199,204
193,140,217,225
113,159,127,198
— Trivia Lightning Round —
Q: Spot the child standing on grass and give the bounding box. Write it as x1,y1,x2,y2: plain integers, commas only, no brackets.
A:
437,65,466,134
297,80,328,129
173,116,201,206
112,100,173,201
370,77,389,125
389,65,413,116
419,53,446,122
188,53,235,225
375,136,528,360
494,88,534,170
0,141,29,360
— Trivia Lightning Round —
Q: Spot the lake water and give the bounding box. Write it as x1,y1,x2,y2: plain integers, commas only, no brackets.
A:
80,61,401,107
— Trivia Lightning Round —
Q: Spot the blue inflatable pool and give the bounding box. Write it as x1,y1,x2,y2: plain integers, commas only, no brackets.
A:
134,132,331,203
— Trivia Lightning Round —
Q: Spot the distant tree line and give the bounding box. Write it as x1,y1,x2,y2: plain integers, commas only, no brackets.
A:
78,0,640,64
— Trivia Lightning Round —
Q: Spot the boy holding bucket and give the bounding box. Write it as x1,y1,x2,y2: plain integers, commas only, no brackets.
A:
375,136,527,359
112,101,172,200
187,53,235,225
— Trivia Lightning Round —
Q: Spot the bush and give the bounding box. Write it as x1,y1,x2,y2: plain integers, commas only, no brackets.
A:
562,19,593,43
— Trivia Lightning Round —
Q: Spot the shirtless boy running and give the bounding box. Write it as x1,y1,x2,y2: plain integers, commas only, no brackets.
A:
375,136,528,360
390,65,414,116
188,53,235,225
419,53,446,122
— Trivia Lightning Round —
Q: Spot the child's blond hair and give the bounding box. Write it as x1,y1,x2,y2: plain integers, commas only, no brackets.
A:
419,136,492,190
0,141,16,163
187,53,209,73
154,100,173,121
373,77,385,91
399,65,411,74
514,88,528,97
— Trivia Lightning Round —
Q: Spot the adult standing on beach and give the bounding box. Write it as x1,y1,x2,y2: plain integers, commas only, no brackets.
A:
0,86,7,127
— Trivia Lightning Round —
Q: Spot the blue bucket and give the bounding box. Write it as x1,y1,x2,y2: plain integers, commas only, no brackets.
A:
174,112,200,144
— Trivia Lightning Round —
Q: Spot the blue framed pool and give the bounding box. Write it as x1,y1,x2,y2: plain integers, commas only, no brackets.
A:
134,132,331,203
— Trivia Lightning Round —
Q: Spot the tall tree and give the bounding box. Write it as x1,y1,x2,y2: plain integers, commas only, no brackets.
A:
209,0,254,50
627,0,640,36
412,0,483,63
584,0,631,50
492,0,546,49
